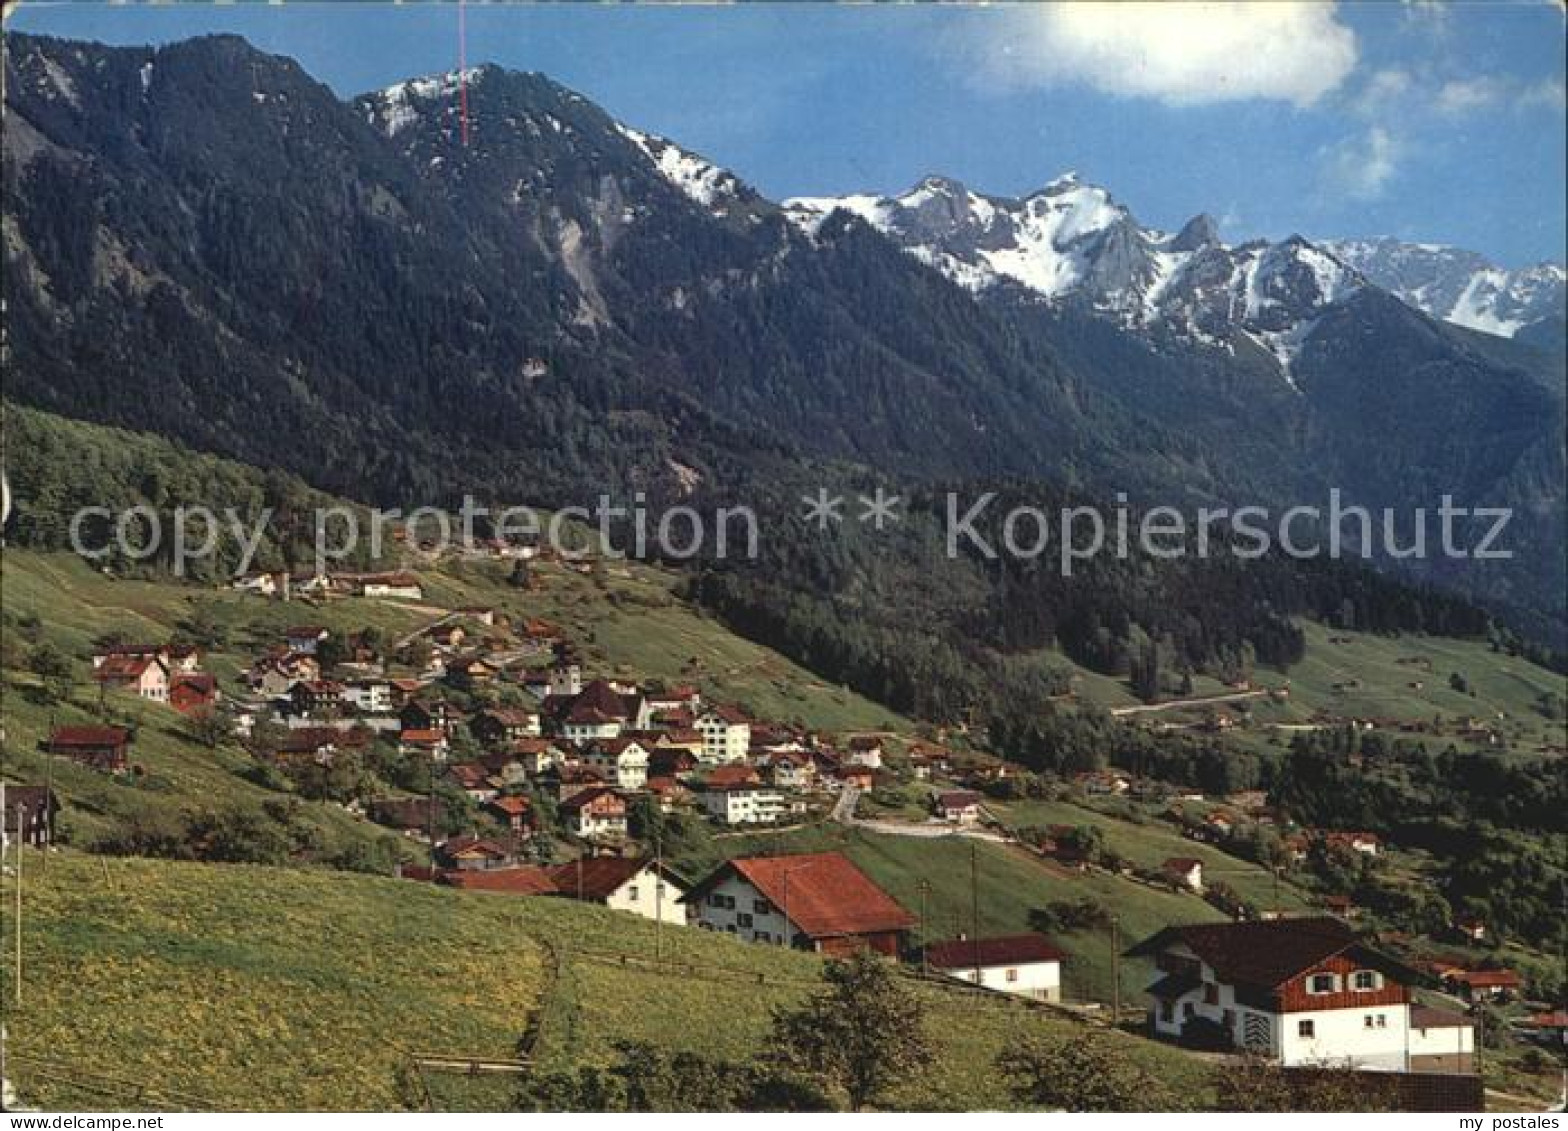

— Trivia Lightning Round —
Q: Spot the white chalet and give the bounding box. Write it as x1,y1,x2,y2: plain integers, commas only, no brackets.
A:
1128,918,1464,1073
924,933,1066,1002
696,706,751,766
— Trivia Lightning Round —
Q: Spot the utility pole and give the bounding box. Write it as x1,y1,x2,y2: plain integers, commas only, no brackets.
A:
653,831,664,962
13,804,23,1005
1110,914,1121,1026
916,879,931,976
970,841,981,986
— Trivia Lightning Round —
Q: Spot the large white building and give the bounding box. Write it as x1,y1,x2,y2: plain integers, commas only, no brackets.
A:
696,706,751,766
1128,918,1472,1073
701,783,786,826
923,933,1065,1002
547,857,689,925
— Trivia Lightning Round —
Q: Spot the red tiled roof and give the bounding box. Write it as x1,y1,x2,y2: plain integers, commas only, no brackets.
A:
489,796,531,817
924,933,1066,970
1163,857,1204,872
704,764,760,788
49,725,131,748
1450,969,1522,988
689,852,915,940
546,857,675,901
442,867,557,895
937,790,983,808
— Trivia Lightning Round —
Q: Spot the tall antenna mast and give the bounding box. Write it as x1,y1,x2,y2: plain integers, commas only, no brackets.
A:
457,0,471,147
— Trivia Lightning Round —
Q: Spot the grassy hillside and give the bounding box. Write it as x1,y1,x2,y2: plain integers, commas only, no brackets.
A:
0,851,1212,1112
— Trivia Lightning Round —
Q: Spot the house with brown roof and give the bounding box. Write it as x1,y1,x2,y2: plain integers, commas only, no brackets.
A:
546,856,689,924
1127,917,1446,1071
168,672,218,716
683,851,916,956
471,708,542,747
1162,857,1205,892
934,790,984,825
1,785,58,847
581,738,650,790
560,786,627,840
486,794,533,833
93,653,170,703
1445,968,1523,1002
44,726,132,773
923,933,1066,1001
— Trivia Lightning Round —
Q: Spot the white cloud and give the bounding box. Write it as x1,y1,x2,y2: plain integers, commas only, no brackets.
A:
1321,125,1403,201
976,2,1359,107
1517,78,1566,113
1435,77,1509,115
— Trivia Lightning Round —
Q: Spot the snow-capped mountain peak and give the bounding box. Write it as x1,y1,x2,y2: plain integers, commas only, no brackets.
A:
613,124,749,212
784,175,1369,381
1322,236,1565,346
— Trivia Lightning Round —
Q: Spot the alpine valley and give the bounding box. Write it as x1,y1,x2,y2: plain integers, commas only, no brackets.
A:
3,32,1565,652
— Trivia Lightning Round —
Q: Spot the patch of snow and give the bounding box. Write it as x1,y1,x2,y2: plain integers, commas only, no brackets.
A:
139,62,154,94
615,123,741,210
1448,270,1527,337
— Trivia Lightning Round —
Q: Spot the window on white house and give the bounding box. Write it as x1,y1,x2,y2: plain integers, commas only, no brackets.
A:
626,886,639,901
1353,970,1381,991
754,899,774,915
1298,1019,1316,1038
737,913,754,928
1006,968,1018,982
1308,974,1338,994
1364,1015,1376,1028
1375,1014,1387,1028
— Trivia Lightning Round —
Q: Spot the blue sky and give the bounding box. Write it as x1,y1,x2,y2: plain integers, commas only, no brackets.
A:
10,1,1566,266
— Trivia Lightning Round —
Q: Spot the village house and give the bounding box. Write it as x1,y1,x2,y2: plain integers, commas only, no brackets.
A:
581,738,650,791
934,790,984,825
93,653,170,703
1454,917,1487,943
923,933,1066,1002
835,765,876,792
1127,917,1463,1072
438,835,513,871
291,679,346,716
644,776,692,812
284,626,329,655
168,672,219,716
1445,968,1523,1002
426,623,467,649
1162,857,1205,892
446,762,501,804
341,678,393,715
649,745,699,779
696,705,752,766
441,867,558,896
354,572,424,600
1322,830,1381,857
511,738,566,776
44,725,132,773
445,656,500,690
249,653,320,698
760,751,817,791
400,698,457,737
560,786,628,840
471,708,542,746
398,728,451,761
684,852,916,955
552,764,607,802
486,795,533,833
554,680,651,743
844,736,884,769
644,683,702,714
1,785,58,848
701,782,786,826
369,797,445,834
546,856,689,924
276,726,370,767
